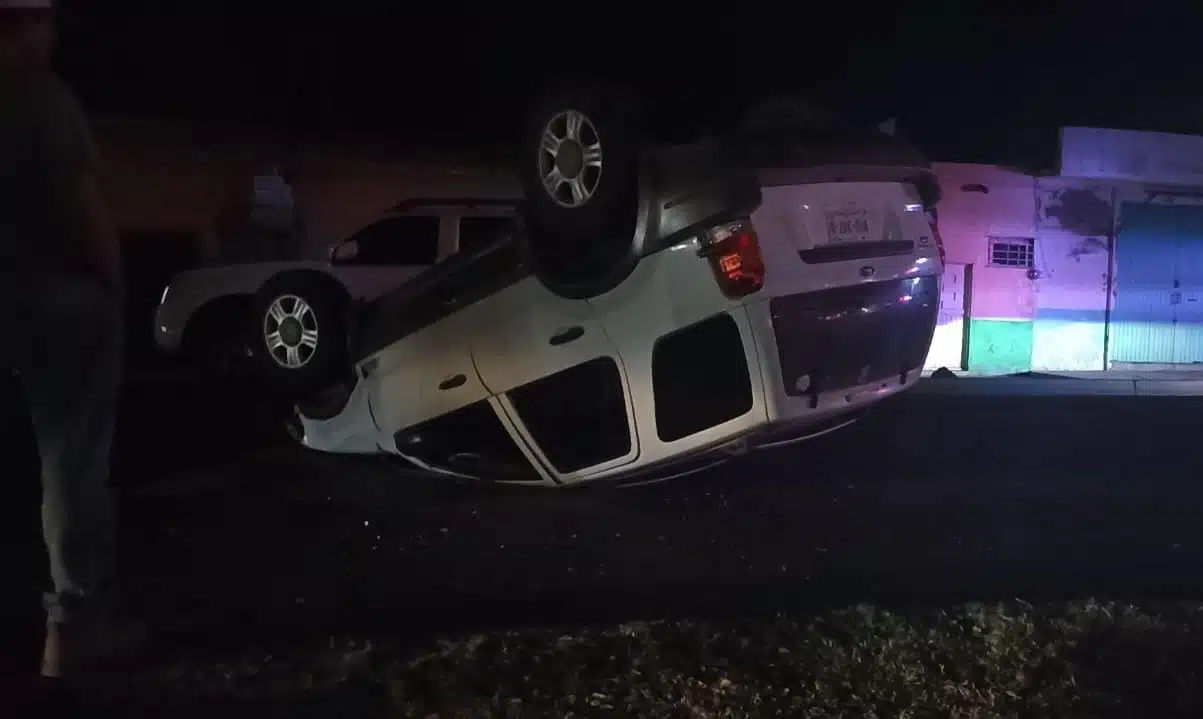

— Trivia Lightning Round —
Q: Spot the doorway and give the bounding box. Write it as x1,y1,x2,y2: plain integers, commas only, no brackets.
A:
924,262,970,371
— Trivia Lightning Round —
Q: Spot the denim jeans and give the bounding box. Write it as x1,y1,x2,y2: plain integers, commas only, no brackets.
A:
3,274,122,624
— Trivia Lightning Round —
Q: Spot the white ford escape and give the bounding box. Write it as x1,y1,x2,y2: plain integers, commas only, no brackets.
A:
280,86,943,488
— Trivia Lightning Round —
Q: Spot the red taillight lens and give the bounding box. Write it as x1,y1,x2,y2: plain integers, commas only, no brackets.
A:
699,219,765,299
926,208,946,266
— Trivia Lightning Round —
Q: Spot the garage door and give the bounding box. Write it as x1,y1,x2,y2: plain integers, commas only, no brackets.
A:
924,263,967,370
1111,203,1203,364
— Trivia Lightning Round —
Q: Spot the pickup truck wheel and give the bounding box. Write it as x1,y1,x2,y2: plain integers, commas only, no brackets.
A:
191,331,252,381
518,84,644,298
180,297,255,382
250,274,349,396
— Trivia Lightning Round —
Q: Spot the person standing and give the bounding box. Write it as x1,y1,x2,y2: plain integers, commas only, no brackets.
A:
0,0,144,679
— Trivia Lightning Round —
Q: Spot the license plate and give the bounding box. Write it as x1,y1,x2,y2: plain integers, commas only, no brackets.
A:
824,208,872,244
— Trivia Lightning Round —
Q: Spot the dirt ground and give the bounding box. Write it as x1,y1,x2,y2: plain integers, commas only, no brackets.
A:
3,376,1203,715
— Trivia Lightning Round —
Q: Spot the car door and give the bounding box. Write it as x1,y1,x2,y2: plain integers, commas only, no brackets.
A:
328,213,445,300
360,245,549,483
364,303,495,465
467,277,639,483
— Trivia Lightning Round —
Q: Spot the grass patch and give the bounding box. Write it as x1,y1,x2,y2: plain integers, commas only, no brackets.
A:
118,599,1203,717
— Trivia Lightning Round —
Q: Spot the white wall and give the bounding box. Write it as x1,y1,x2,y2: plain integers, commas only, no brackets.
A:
1062,126,1203,186
1029,179,1114,371
934,163,1038,321
933,163,1038,372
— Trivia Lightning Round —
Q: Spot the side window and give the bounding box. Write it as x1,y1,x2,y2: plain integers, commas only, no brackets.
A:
346,215,441,266
457,216,515,255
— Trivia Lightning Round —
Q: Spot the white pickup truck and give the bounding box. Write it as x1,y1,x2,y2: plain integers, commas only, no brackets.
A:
153,197,519,387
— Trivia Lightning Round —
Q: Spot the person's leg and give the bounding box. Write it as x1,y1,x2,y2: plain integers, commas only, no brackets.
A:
12,276,143,677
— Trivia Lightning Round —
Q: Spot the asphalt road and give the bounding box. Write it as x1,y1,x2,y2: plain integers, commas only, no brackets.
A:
3,374,1203,680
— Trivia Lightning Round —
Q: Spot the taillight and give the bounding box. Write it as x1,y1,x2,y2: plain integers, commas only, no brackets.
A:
698,218,765,299
926,207,946,266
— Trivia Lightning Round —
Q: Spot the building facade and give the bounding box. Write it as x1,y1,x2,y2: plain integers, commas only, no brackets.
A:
928,126,1203,373
98,116,1203,373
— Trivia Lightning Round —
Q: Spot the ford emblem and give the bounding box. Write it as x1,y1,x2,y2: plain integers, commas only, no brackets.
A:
859,265,876,278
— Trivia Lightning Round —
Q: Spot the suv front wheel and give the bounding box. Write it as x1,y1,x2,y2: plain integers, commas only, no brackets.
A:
249,272,350,397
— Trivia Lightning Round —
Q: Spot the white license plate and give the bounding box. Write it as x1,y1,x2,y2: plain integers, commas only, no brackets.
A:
824,208,872,244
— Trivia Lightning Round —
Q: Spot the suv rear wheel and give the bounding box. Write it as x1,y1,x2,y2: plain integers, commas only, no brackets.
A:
517,84,645,299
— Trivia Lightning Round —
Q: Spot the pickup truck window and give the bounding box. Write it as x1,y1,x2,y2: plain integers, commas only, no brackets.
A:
457,216,514,255
346,215,440,266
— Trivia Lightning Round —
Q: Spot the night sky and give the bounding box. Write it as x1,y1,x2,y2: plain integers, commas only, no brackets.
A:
53,4,1203,170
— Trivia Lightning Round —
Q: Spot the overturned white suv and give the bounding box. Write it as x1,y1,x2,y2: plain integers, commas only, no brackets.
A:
201,87,945,487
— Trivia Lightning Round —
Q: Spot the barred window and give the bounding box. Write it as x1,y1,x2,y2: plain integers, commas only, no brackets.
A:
988,237,1035,269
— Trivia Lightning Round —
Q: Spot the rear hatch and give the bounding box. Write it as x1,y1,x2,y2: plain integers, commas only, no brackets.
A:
738,124,942,298
735,123,943,397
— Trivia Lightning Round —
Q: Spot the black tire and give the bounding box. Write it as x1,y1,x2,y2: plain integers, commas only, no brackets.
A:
249,272,350,397
517,83,645,298
180,296,255,383
295,377,355,421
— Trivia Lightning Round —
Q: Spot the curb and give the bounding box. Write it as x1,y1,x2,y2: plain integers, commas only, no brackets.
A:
1133,380,1203,397
912,377,1203,397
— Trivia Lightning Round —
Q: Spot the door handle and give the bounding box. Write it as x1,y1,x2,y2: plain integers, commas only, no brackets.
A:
1171,291,1183,305
438,373,467,390
549,326,585,346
